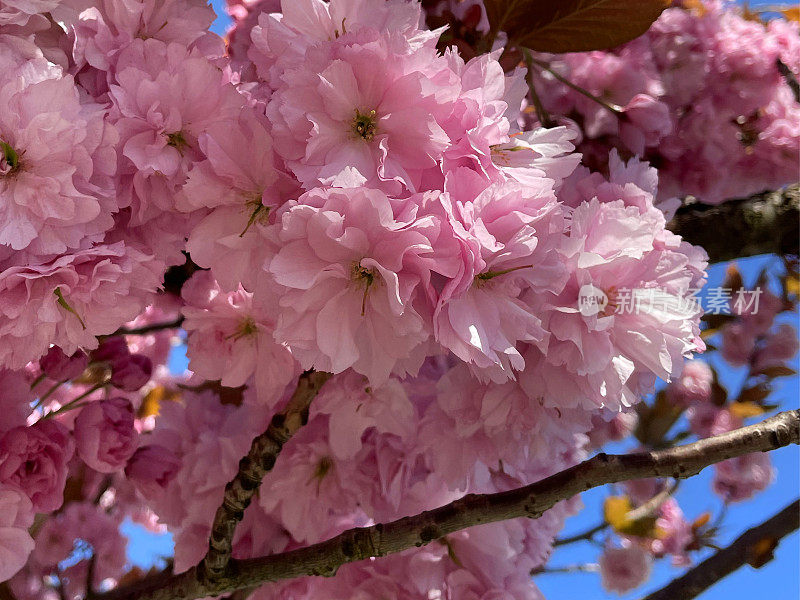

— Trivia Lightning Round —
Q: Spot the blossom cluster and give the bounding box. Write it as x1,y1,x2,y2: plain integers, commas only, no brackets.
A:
528,0,800,204
0,0,795,598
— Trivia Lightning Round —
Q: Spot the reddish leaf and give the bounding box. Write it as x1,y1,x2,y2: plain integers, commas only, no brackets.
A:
737,383,771,405
757,365,798,378
485,0,668,53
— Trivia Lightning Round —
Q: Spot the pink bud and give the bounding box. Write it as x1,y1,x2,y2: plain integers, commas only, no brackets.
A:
74,398,139,473
110,354,152,391
39,346,88,381
125,445,181,498
91,337,130,363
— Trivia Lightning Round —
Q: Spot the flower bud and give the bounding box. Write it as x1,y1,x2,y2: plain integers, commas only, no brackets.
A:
39,346,88,381
75,398,139,473
91,336,130,363
110,354,152,391
125,445,181,499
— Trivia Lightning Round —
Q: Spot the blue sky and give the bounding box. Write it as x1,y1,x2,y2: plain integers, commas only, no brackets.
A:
123,2,799,597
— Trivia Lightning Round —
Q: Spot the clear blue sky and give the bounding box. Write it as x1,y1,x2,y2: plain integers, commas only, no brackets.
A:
123,3,800,598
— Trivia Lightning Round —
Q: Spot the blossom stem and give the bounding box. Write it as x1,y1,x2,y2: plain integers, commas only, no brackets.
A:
40,382,105,420
522,49,555,128
528,56,624,116
476,264,534,282
33,378,70,410
29,372,46,390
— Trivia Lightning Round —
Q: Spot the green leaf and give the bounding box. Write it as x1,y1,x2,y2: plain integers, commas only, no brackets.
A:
54,287,86,330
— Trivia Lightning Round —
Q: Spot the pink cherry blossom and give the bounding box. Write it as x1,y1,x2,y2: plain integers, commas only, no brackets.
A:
32,502,126,585
125,444,182,500
0,44,118,254
521,198,706,412
598,544,652,594
181,270,299,404
0,420,74,512
0,485,34,582
666,359,713,407
0,242,161,369
432,178,565,381
269,186,443,383
266,27,454,192
713,451,774,503
0,369,32,435
74,397,139,473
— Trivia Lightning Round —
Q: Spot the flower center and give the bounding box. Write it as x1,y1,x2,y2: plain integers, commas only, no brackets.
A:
0,140,21,175
239,193,270,237
351,261,377,316
308,455,334,495
165,131,189,152
351,109,377,141
227,317,258,341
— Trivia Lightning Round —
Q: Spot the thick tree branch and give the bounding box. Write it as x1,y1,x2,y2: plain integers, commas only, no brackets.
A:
199,370,332,583
668,184,799,263
99,409,800,600
641,498,799,600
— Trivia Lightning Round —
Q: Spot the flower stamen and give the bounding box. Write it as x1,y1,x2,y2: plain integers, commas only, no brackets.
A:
351,109,377,142
351,261,377,316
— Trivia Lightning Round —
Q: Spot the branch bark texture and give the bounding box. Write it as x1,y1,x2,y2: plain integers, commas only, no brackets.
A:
668,184,799,263
199,370,332,582
641,498,800,600
99,409,800,600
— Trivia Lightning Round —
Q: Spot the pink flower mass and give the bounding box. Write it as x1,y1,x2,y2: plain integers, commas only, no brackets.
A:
0,0,797,597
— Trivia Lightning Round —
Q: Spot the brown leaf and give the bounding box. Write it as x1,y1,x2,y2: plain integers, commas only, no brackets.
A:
737,384,771,405
757,365,798,378
485,0,668,53
723,263,744,292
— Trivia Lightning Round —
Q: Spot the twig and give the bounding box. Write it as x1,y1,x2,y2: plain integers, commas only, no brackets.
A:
528,56,624,115
532,563,599,575
522,49,555,128
97,409,800,600
640,498,799,600
776,59,800,104
199,370,332,583
554,480,678,547
110,316,185,337
553,522,608,547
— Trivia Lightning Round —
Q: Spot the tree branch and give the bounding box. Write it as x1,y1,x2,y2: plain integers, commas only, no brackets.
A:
641,498,799,600
110,316,185,337
99,409,800,600
0,583,19,600
668,184,799,263
199,370,332,583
